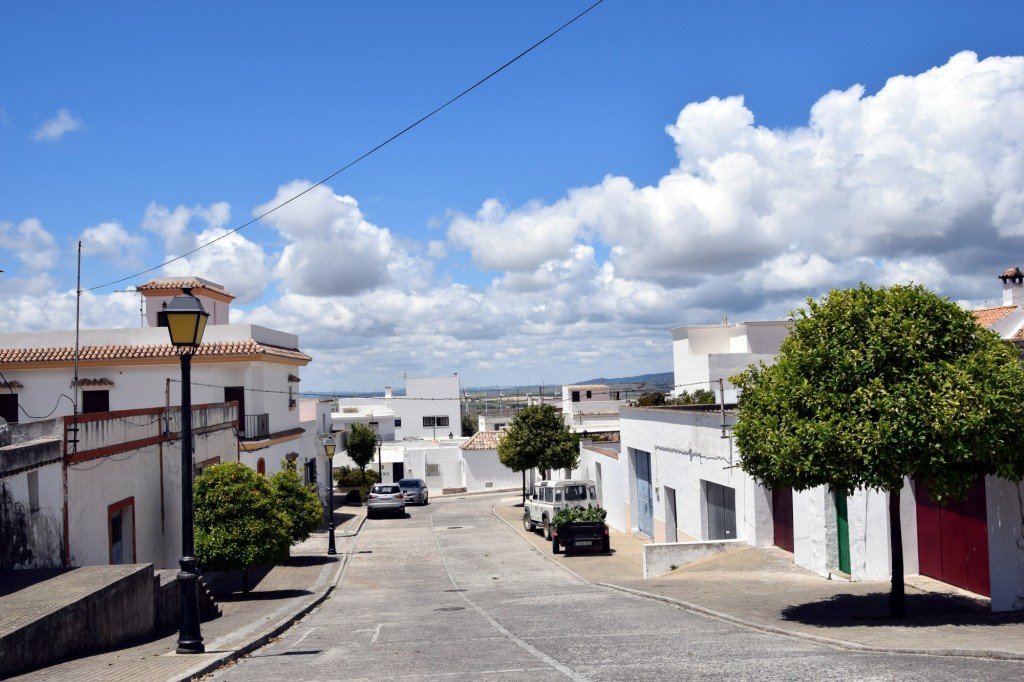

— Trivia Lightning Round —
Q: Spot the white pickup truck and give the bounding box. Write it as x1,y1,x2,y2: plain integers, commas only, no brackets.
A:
522,479,598,540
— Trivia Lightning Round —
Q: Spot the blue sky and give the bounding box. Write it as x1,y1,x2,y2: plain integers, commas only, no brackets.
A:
3,1,1024,392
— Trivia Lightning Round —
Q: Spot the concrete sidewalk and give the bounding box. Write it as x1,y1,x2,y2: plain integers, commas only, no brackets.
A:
493,500,1024,660
5,503,366,682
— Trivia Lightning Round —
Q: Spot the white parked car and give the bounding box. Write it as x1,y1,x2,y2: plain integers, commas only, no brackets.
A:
367,484,406,518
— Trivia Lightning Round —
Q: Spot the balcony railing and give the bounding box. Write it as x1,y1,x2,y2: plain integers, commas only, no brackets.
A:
241,413,270,439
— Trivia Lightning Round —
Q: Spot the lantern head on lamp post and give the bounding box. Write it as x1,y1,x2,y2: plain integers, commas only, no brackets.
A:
323,436,337,556
164,286,209,655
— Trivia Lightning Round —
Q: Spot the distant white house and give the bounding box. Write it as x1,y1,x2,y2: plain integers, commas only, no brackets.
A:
560,384,630,435
669,320,791,403
332,376,463,443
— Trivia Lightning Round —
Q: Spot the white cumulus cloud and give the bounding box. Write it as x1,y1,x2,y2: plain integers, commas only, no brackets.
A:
32,108,84,141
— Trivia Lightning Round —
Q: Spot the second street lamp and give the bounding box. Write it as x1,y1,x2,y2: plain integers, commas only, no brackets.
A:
323,436,337,556
163,286,209,655
375,434,383,481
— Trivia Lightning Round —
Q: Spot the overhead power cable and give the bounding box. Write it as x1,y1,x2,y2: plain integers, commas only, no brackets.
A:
84,0,607,293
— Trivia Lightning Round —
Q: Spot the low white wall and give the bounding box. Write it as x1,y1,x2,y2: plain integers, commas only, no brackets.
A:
464,449,520,493
643,539,746,578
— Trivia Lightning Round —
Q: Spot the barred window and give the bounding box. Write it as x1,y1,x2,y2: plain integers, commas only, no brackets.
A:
422,416,450,427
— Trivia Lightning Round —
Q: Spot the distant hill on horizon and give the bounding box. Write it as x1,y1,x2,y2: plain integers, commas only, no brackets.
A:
572,371,674,387
464,371,674,394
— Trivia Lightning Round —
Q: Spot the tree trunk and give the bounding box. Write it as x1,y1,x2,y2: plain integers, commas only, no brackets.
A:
522,470,526,506
889,488,905,619
243,566,250,594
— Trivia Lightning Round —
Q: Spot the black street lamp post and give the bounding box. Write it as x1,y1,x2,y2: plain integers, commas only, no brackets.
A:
163,287,209,655
323,436,337,555
375,434,383,480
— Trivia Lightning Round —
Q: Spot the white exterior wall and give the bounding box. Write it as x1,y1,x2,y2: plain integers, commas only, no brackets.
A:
335,377,462,442
576,444,628,533
404,446,463,492
0,326,303,437
671,321,790,402
0,460,64,568
986,476,1024,611
790,482,910,582
67,405,237,569
68,441,169,567
463,448,520,493
620,406,773,545
1,404,238,571
846,488,896,580
397,377,462,440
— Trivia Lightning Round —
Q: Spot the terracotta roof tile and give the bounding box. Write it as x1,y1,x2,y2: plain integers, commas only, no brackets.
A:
0,339,311,366
462,431,503,450
136,278,235,300
973,305,1017,328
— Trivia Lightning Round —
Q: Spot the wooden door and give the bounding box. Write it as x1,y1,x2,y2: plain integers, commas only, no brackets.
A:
835,492,851,574
772,487,794,553
915,478,990,596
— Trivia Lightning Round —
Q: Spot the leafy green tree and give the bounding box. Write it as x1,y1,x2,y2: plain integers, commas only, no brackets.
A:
635,391,666,407
731,283,1024,617
462,413,478,437
673,388,715,405
194,462,291,592
270,459,324,544
347,423,378,484
498,405,580,477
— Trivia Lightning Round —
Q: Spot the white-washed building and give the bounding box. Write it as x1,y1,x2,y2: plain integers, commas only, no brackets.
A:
0,402,236,571
612,279,1024,611
670,320,791,402
0,277,313,478
332,376,463,443
561,384,630,435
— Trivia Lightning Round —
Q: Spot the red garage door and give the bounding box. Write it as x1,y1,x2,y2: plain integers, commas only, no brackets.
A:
915,478,990,597
772,487,794,553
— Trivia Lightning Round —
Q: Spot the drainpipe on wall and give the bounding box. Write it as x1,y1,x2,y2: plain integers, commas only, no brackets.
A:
719,378,729,439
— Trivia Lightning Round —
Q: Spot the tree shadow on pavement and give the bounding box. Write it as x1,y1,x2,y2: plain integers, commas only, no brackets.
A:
781,591,1024,627
214,588,313,602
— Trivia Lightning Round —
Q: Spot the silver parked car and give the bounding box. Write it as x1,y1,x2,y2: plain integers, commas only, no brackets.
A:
367,484,406,518
398,478,429,505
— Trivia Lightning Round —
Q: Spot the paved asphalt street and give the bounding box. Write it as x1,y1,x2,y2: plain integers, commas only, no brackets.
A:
203,494,1024,682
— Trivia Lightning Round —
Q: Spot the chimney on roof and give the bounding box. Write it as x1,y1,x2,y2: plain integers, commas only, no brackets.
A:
1000,267,1024,307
